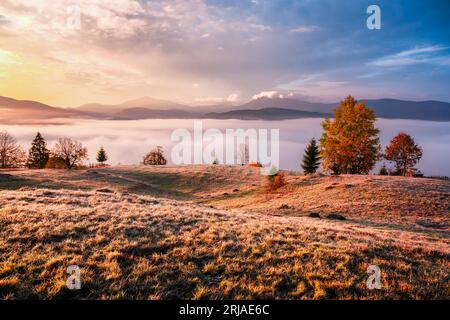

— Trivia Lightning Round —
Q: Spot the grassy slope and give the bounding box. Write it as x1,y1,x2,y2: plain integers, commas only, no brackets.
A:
0,165,448,299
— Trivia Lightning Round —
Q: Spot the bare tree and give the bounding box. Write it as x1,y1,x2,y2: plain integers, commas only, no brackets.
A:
52,138,88,169
238,143,249,166
0,131,26,168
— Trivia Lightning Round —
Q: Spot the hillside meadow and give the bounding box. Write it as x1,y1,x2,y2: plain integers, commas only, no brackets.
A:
0,165,448,299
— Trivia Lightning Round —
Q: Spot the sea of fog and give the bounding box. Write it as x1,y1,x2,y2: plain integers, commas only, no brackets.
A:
2,118,450,176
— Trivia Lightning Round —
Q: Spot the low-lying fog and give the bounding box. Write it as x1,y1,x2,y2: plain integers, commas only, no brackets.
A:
2,118,450,176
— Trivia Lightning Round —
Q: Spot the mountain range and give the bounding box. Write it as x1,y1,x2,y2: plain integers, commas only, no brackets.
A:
1,95,450,124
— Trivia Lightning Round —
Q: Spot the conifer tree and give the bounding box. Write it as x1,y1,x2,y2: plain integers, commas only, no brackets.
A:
96,146,108,166
301,138,321,174
27,132,49,169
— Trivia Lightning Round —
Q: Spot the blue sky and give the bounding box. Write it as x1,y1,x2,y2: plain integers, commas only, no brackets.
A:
201,0,450,102
0,0,449,105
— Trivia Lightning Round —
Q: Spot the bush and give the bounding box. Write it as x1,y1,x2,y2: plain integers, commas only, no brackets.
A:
248,161,263,167
407,168,424,178
143,146,167,165
378,165,388,175
266,172,286,192
45,156,68,169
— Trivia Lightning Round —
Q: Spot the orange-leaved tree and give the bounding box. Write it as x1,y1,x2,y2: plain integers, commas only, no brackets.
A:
384,132,422,176
320,96,380,174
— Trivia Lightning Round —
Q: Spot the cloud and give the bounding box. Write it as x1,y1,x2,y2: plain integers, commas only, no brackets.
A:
289,25,320,33
249,24,272,32
229,22,272,32
0,0,146,37
252,91,284,100
0,1,449,105
368,45,450,67
226,93,239,102
274,73,350,102
396,46,448,57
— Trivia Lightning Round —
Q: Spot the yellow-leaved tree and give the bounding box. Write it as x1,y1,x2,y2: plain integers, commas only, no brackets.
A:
320,96,380,174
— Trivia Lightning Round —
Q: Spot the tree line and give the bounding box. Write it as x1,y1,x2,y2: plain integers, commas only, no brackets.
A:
0,131,100,169
0,131,168,169
301,95,423,177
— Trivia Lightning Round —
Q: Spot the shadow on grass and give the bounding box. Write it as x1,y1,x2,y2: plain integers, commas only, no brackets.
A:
92,168,220,200
348,217,450,238
0,172,89,191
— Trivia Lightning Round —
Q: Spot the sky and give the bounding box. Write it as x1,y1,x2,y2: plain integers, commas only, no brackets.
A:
0,0,449,107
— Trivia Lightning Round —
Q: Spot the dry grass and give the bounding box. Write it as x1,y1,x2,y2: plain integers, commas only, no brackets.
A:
0,165,448,299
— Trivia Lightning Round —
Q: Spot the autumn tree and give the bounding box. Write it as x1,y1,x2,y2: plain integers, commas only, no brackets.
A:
96,146,108,166
384,132,423,176
301,138,321,174
0,131,26,168
52,138,88,170
320,96,380,174
27,132,50,169
143,146,167,165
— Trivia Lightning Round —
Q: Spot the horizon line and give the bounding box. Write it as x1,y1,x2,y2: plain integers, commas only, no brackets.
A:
2,94,450,110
